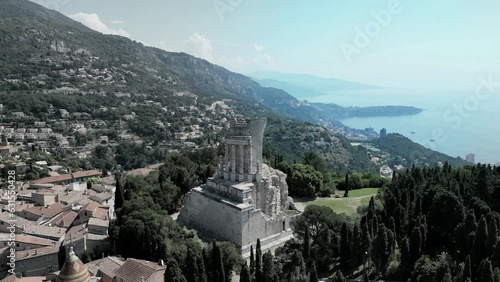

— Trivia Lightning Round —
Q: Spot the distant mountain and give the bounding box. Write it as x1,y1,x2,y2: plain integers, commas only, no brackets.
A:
310,103,423,119
0,0,465,170
251,71,378,99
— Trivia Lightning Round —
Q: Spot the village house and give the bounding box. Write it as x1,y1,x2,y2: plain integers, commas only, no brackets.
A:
114,258,166,282
17,202,65,222
15,162,27,175
85,256,125,282
33,170,101,185
31,189,59,206
14,245,59,277
0,146,11,158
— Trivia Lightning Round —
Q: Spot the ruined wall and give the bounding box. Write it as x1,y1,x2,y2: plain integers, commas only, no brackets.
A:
178,189,245,246
248,118,266,173
240,209,291,248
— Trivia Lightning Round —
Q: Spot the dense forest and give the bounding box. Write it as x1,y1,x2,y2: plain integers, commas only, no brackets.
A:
276,163,500,281
103,141,500,281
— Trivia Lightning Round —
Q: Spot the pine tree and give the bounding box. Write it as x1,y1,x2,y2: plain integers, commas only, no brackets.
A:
344,173,349,197
309,262,319,282
240,263,252,282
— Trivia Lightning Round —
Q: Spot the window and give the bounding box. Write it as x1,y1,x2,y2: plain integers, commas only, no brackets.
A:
282,220,286,231
85,212,88,216
47,256,52,262
19,262,25,268
48,265,53,271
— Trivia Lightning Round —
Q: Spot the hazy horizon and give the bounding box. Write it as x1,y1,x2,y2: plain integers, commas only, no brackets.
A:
31,0,500,91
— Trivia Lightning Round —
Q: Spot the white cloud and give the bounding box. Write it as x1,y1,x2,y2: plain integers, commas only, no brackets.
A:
110,20,124,24
253,43,265,52
254,52,275,67
184,32,214,62
69,13,130,38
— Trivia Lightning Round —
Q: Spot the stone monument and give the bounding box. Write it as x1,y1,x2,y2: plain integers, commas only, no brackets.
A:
177,118,293,258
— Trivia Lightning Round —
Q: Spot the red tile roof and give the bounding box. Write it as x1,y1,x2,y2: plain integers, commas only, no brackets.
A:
15,234,55,246
23,202,65,219
52,210,78,228
33,170,101,184
115,258,166,282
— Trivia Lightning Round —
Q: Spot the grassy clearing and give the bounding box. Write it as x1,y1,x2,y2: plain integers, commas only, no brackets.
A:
305,188,379,215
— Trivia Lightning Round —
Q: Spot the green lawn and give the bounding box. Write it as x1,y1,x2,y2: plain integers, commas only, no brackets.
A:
305,188,379,215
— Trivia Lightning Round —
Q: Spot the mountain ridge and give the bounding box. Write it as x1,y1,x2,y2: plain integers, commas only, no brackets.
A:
0,0,467,170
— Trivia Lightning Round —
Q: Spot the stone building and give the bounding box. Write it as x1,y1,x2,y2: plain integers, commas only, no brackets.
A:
178,118,294,258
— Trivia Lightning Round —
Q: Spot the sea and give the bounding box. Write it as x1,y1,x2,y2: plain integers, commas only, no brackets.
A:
308,88,500,165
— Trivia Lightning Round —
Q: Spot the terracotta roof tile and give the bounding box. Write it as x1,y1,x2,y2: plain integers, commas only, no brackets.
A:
115,258,166,282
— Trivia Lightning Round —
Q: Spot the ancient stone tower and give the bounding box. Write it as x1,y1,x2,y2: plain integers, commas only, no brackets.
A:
178,118,293,257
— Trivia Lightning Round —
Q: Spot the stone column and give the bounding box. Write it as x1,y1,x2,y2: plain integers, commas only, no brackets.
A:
248,142,253,173
238,145,244,174
224,144,229,169
231,144,236,172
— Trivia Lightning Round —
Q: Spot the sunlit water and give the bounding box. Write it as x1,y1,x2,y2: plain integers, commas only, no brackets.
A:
309,88,500,164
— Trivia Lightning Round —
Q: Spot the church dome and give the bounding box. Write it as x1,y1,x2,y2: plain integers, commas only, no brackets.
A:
57,247,91,282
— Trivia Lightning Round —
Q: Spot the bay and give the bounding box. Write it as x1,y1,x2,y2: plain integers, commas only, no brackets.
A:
308,88,500,164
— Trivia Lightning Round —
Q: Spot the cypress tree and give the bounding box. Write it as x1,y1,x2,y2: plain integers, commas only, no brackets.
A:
400,237,410,276
303,226,311,259
240,263,252,282
211,242,225,282
249,245,255,274
361,221,371,259
478,259,494,282
309,262,319,282
492,243,500,268
463,255,472,282
165,259,187,282
196,254,208,282
410,227,422,265
472,216,488,267
332,271,346,282
185,248,200,282
340,222,351,274
493,268,500,282
290,250,307,282
486,218,498,256
262,251,276,282
344,173,349,197
255,239,262,282
114,173,125,210
57,244,66,270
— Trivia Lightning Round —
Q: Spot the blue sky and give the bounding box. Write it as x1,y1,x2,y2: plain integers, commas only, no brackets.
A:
33,0,500,90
